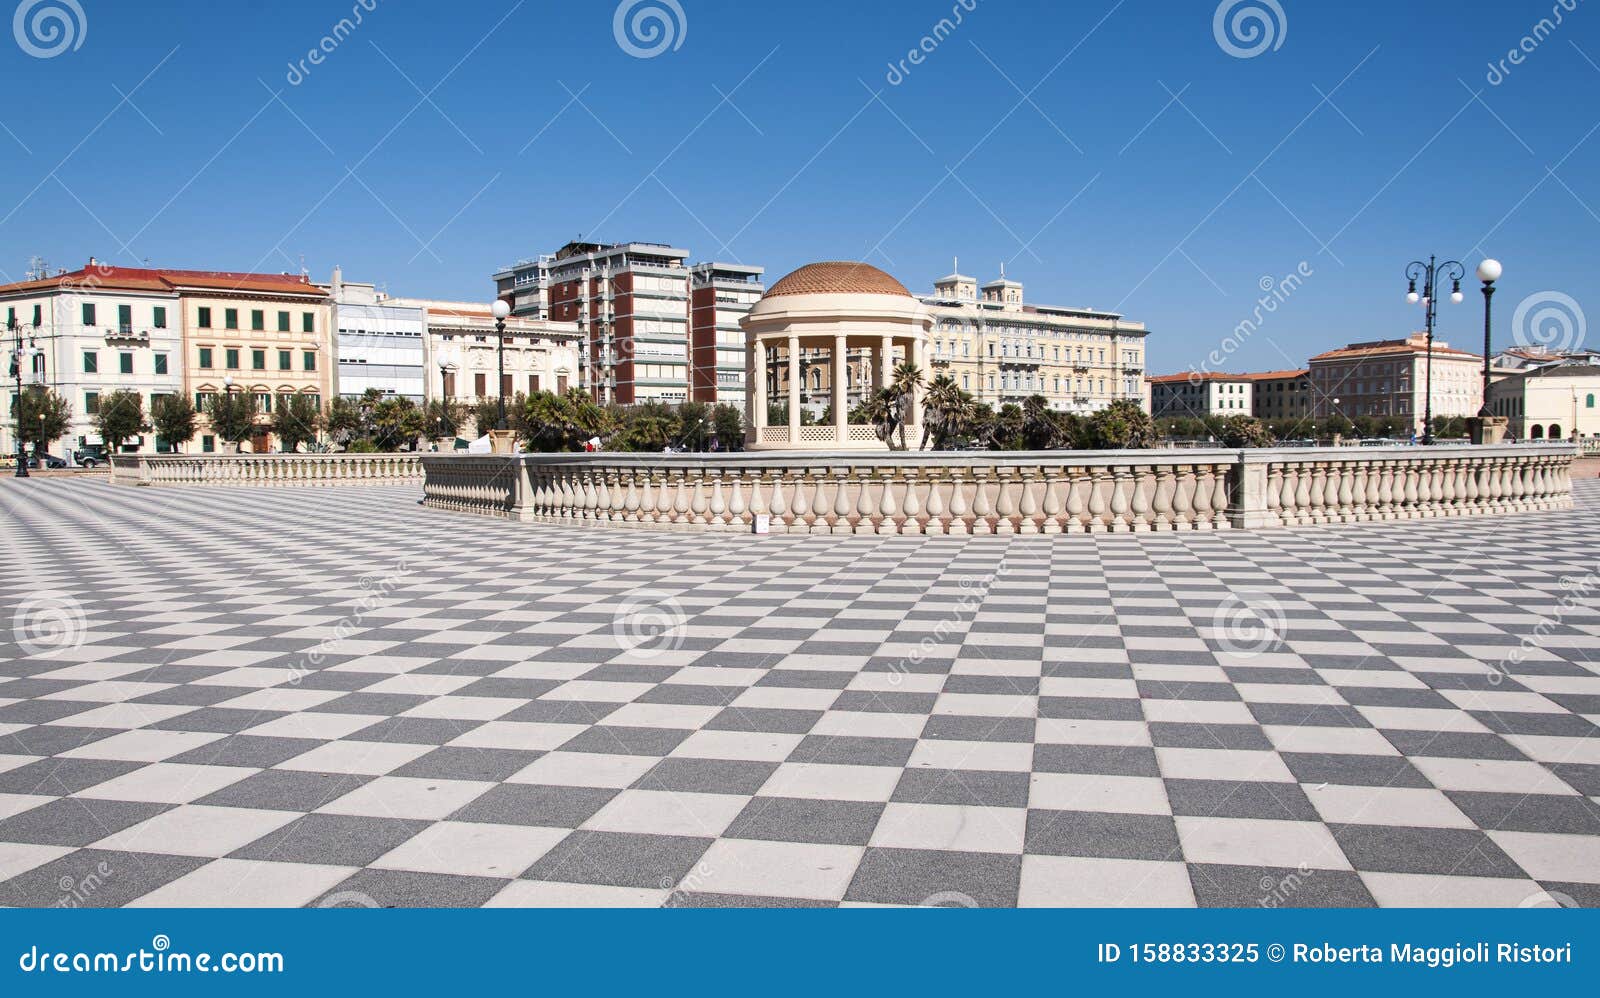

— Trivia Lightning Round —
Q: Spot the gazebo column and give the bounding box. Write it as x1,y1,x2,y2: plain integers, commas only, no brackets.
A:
833,334,848,443
787,334,801,441
751,338,767,440
910,334,926,430
878,335,892,390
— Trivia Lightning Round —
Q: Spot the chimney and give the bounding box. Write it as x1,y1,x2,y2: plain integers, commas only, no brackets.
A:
330,264,343,298
88,256,96,267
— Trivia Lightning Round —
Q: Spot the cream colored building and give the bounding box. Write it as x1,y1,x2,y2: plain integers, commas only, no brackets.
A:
0,261,185,457
1487,357,1600,441
1308,333,1482,432
921,262,1147,413
1147,372,1254,419
389,298,582,412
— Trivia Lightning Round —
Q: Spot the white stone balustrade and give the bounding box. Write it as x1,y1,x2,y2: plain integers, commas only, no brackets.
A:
420,445,1575,534
110,454,424,487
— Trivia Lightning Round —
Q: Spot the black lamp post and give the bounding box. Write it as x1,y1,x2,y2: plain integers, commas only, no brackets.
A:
9,320,30,478
1405,256,1466,445
1476,259,1502,417
491,298,511,431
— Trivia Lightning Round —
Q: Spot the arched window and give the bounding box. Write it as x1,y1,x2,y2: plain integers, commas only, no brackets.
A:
1587,393,1595,409
1549,424,1562,439
1530,425,1544,439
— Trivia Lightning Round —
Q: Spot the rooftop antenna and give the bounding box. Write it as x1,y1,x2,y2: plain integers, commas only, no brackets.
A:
26,255,48,281
299,253,308,279
999,261,1005,280
953,256,959,275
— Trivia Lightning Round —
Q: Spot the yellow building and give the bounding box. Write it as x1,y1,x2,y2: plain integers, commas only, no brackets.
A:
173,271,333,452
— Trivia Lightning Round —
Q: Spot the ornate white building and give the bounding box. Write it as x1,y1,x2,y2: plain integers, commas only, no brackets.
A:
388,298,583,412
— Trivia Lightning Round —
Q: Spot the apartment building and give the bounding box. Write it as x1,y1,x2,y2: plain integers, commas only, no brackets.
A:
0,263,178,456
494,241,762,406
1147,372,1254,419
690,262,764,407
388,298,582,413
921,263,1148,414
321,267,427,402
1307,333,1481,430
1248,369,1313,422
1487,355,1600,441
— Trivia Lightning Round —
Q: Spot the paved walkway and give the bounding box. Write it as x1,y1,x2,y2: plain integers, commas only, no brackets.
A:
1,477,1597,908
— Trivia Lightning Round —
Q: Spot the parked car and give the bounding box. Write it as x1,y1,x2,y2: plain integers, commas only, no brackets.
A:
74,445,108,468
26,454,68,469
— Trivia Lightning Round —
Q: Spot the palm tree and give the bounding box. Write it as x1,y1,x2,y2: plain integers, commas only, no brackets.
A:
887,361,924,451
1021,394,1064,450
920,375,971,450
857,389,901,450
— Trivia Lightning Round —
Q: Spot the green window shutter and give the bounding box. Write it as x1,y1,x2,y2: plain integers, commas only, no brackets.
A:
120,353,133,374
154,354,168,375
279,350,291,371
303,351,316,371
225,308,239,329
302,312,315,333
153,306,167,329
83,351,97,373
82,302,96,325
251,310,264,331
198,307,212,328
278,311,290,331
198,347,213,368
226,348,240,369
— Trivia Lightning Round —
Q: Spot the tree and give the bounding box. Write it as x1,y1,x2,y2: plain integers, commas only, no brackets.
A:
369,396,425,451
150,394,198,453
987,403,1026,450
887,361,924,450
272,394,321,452
609,402,679,452
921,375,976,451
855,388,902,450
421,399,466,444
93,390,148,454
710,403,743,452
1216,414,1273,448
1021,395,1075,450
677,401,711,452
204,392,258,451
12,387,72,458
321,397,363,448
1086,400,1156,450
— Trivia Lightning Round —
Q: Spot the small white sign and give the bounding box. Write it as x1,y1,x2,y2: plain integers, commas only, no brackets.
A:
753,514,770,535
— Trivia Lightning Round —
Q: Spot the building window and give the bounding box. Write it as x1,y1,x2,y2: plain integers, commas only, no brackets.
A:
1588,394,1595,409
278,311,290,332
32,304,40,326
474,373,486,396
82,302,96,326
198,307,212,328
154,354,168,375
225,308,239,330
255,392,272,413
153,306,167,329
303,350,316,371
202,435,215,453
198,347,213,369
225,348,240,369
84,391,99,414
279,350,292,371
252,349,266,370
120,352,134,374
118,304,132,332
302,313,315,333
251,309,265,331
82,351,98,373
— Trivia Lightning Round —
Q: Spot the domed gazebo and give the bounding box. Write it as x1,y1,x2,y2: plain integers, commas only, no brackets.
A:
742,261,931,450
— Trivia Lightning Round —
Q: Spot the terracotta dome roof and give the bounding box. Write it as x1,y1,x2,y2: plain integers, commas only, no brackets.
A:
765,261,911,298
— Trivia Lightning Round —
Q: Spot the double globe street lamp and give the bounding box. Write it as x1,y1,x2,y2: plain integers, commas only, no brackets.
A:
1405,257,1466,445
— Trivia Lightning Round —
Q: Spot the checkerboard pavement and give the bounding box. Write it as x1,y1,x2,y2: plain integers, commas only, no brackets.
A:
1,476,1597,908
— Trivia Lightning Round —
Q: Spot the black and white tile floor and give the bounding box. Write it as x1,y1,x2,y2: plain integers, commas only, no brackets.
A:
1,477,1597,908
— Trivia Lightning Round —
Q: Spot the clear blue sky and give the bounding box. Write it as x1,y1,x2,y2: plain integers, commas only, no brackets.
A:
1,0,1595,373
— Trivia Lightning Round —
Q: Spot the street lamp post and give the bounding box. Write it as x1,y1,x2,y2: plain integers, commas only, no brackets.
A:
491,298,511,431
1476,259,1502,417
1405,256,1466,445
9,320,31,478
